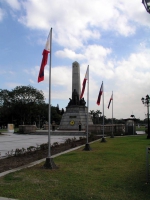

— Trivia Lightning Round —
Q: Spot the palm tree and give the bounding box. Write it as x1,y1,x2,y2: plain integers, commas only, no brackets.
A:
96,110,102,124
89,110,96,124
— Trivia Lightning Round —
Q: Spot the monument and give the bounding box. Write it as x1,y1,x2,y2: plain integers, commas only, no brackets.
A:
59,61,93,130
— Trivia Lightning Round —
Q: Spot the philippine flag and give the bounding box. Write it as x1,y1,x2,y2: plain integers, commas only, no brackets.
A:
108,93,113,109
38,31,51,83
80,65,89,99
97,82,103,105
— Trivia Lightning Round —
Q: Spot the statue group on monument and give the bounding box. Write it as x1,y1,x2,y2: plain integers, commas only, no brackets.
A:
68,89,86,106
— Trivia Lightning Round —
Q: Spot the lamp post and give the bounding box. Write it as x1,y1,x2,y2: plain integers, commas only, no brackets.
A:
141,95,150,139
142,0,150,14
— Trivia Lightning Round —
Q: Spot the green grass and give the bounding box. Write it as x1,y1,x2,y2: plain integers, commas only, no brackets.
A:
136,126,145,131
0,128,19,133
0,135,150,200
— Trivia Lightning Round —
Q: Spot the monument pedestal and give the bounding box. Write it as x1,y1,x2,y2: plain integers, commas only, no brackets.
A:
59,105,93,130
59,61,93,131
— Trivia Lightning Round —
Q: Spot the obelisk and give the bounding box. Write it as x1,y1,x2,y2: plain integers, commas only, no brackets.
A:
59,61,93,130
72,61,81,97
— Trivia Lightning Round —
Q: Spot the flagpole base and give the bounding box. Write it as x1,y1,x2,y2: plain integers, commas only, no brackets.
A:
83,143,91,151
101,137,106,143
43,157,58,169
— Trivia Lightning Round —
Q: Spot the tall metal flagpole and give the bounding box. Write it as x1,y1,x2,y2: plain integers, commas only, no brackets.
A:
83,65,91,150
111,91,114,138
48,28,52,158
44,28,57,169
101,81,106,142
103,84,104,138
86,65,89,144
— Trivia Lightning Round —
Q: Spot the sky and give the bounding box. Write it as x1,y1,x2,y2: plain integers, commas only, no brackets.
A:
0,0,150,120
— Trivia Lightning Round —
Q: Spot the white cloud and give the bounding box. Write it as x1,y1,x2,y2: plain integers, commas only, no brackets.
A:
12,0,146,49
55,48,85,60
4,0,21,10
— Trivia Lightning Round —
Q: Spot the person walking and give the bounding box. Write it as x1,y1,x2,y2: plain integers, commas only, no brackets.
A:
79,121,82,131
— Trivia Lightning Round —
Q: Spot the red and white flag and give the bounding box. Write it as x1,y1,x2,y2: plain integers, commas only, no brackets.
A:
97,82,103,105
108,93,113,109
80,66,89,99
38,31,51,82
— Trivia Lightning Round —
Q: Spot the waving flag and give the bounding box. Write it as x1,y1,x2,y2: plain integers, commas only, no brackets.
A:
97,82,103,105
80,66,89,99
38,32,51,82
108,93,113,109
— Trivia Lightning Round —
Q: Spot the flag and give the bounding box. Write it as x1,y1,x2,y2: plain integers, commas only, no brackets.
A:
38,32,51,82
80,66,89,99
108,93,113,109
97,82,103,105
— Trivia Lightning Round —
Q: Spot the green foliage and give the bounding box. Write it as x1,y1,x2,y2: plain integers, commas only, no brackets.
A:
0,85,63,127
51,106,62,124
136,126,146,131
52,142,59,147
40,143,48,150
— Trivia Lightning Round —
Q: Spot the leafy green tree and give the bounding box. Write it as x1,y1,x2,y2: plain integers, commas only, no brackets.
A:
0,85,45,126
51,106,62,124
95,110,102,124
90,110,102,124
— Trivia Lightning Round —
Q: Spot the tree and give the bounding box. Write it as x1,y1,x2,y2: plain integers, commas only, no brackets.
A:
89,110,96,124
0,85,45,126
51,106,62,124
56,104,60,114
95,110,102,124
89,110,102,124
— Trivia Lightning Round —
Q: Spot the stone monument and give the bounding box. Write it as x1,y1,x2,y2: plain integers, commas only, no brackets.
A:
59,61,93,130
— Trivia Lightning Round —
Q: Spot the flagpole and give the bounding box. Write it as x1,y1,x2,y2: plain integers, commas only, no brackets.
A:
102,82,104,138
48,28,52,158
83,65,91,151
111,91,114,138
87,65,89,144
44,28,57,169
101,81,106,142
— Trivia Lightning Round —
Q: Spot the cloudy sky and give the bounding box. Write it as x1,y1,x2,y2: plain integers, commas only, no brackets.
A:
0,0,150,120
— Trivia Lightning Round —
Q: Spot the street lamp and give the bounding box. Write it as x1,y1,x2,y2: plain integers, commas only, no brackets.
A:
142,0,150,13
141,95,150,139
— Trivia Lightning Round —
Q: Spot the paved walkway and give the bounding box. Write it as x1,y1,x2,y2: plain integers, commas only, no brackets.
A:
136,131,145,134
0,132,83,158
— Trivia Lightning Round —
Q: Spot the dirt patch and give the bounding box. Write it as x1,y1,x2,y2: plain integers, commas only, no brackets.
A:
0,136,100,173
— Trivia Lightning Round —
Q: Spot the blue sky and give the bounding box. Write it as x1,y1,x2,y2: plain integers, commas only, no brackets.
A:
0,0,150,120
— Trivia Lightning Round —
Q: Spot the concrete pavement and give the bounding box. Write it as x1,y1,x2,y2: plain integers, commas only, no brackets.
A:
0,131,84,158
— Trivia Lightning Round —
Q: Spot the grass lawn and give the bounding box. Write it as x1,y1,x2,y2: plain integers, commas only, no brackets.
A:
0,128,19,133
0,135,150,200
136,126,146,131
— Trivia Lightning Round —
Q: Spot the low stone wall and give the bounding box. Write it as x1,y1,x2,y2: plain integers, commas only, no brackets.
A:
19,125,36,134
88,124,125,135
43,124,59,130
42,124,125,135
